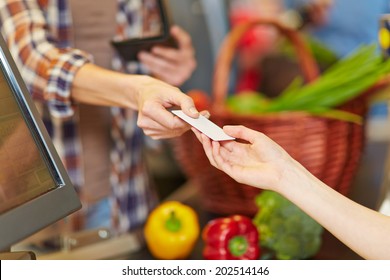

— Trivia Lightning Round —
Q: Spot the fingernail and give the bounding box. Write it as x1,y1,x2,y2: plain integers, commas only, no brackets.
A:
189,107,198,114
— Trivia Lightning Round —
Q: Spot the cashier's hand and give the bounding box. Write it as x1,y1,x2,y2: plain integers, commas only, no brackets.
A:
133,75,210,139
138,25,196,86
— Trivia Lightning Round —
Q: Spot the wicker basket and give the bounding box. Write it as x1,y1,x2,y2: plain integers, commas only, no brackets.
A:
172,19,387,216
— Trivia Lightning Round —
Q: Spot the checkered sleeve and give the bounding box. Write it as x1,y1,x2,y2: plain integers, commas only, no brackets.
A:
0,0,92,119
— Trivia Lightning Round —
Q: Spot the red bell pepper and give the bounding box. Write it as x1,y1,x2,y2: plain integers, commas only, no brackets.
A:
202,215,260,260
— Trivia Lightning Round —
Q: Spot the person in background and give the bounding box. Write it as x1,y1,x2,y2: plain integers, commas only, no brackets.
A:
283,0,389,58
228,0,333,94
228,0,283,92
193,126,390,260
0,0,200,237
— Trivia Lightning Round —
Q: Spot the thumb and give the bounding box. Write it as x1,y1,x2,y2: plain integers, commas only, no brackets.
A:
223,125,259,144
180,95,199,118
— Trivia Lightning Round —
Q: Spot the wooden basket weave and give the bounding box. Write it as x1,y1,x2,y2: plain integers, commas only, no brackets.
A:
172,19,387,216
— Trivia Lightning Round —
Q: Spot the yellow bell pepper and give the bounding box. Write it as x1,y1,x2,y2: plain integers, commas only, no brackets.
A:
144,201,200,260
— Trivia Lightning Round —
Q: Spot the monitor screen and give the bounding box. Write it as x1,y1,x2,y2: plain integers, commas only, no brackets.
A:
0,33,81,252
0,69,57,214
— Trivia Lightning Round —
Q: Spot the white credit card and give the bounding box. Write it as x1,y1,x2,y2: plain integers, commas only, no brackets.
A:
171,110,235,141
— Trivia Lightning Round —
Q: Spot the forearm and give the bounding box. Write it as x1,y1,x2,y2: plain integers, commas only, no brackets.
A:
280,160,390,259
71,63,140,110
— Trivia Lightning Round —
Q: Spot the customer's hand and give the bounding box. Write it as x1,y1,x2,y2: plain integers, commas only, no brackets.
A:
192,125,294,191
138,25,196,86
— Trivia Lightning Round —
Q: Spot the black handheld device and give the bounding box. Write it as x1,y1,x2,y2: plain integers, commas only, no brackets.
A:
111,0,177,62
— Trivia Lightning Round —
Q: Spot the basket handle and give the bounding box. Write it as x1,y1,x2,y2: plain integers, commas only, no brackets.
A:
212,18,320,111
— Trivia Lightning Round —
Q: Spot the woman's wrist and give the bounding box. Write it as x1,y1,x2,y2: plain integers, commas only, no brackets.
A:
120,74,164,111
278,157,317,198
117,73,143,110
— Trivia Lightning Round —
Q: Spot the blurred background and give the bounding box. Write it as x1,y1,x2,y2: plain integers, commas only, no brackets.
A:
147,0,390,204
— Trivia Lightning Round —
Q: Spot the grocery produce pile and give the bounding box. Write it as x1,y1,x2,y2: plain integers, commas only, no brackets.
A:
227,45,390,123
145,196,324,260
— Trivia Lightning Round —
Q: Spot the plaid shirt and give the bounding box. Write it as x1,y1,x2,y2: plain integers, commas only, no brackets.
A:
0,0,159,233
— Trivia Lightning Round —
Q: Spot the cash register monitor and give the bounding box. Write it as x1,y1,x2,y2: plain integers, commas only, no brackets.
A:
0,34,81,252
